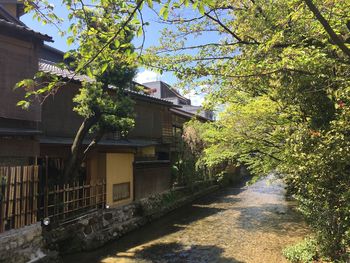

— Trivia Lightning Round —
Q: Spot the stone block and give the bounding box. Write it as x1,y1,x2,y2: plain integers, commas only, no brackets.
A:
83,225,93,235
104,212,113,221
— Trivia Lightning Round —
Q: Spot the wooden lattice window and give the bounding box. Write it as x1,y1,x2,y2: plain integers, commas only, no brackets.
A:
113,182,130,202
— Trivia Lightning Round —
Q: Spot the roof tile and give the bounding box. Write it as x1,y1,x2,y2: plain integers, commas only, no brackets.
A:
0,18,53,42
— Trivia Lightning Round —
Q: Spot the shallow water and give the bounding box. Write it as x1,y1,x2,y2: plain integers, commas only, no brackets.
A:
63,177,309,262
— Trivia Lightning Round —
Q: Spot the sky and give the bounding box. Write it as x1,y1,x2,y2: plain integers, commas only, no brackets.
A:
21,1,215,106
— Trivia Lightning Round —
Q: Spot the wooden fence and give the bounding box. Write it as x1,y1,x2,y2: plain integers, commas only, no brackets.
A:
0,165,106,233
0,165,39,232
43,180,106,222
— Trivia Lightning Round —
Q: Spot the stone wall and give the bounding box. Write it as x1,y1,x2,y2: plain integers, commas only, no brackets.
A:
0,223,47,263
43,182,219,255
43,203,145,254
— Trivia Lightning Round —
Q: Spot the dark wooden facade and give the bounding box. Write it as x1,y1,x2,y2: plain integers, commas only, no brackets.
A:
0,7,50,165
134,161,171,200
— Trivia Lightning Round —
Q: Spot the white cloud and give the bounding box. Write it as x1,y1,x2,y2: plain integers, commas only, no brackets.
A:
185,90,205,106
134,70,161,84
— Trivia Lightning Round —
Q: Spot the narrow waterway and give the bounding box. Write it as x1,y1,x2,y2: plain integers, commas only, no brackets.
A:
64,177,309,263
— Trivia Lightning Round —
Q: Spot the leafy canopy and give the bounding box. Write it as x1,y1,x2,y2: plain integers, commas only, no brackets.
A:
143,0,350,260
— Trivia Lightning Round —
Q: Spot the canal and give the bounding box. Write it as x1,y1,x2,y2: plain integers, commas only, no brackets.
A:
63,176,309,262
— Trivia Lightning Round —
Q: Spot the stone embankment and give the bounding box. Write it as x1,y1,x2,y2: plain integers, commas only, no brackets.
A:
44,181,219,254
0,223,55,263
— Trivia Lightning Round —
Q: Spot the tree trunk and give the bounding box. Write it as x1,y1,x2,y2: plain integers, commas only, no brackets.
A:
63,114,100,182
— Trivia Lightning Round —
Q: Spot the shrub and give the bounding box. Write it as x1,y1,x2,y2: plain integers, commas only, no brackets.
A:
283,237,318,263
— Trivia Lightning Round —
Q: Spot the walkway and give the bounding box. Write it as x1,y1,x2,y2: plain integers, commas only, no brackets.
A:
64,177,309,262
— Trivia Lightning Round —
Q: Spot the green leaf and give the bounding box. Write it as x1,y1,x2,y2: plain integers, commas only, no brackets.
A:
101,63,108,74
159,5,169,20
114,39,120,48
17,100,30,109
198,3,205,15
146,0,153,8
86,68,93,78
136,26,143,37
67,36,74,46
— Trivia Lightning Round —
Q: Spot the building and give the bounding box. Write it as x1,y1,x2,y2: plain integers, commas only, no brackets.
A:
0,1,51,167
141,81,214,162
0,1,211,232
142,81,214,121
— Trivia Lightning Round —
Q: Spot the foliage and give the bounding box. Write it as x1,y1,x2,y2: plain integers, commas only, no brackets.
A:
199,95,287,176
143,0,350,260
283,237,319,263
171,120,210,186
15,0,350,258
16,0,220,181
172,119,234,186
171,127,200,186
72,83,135,135
281,103,350,260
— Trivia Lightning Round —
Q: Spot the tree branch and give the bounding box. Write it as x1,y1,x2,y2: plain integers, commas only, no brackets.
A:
82,128,105,160
73,0,145,78
304,0,350,59
63,114,100,182
153,42,240,54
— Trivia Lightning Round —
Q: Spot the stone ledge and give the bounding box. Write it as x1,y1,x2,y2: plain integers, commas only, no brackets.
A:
43,183,220,255
0,223,47,263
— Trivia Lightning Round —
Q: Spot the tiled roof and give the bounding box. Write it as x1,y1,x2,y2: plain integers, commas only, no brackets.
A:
39,59,94,83
0,18,53,42
170,107,212,121
0,128,42,136
38,59,175,106
39,136,159,147
126,88,177,106
0,4,24,25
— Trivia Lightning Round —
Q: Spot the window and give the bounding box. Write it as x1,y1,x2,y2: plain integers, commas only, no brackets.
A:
113,182,130,202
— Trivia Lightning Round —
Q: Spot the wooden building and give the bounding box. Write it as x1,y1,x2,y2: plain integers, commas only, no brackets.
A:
0,1,174,209
0,1,212,231
37,55,176,207
0,2,52,166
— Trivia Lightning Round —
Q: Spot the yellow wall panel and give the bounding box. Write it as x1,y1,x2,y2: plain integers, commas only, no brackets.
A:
106,153,134,207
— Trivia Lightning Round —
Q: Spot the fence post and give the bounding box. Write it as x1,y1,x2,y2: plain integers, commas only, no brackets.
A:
0,172,6,232
44,156,49,218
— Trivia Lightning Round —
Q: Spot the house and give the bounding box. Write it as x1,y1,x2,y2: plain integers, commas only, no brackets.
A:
0,1,52,167
37,46,177,205
142,80,214,159
142,80,214,121
0,1,211,232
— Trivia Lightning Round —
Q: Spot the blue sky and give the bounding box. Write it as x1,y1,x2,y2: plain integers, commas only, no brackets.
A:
21,2,177,82
21,1,220,105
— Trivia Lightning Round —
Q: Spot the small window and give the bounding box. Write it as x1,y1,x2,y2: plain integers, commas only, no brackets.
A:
113,182,130,202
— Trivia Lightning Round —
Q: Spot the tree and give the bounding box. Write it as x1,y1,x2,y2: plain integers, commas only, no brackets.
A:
173,120,209,186
17,1,141,182
16,0,215,182
143,0,350,260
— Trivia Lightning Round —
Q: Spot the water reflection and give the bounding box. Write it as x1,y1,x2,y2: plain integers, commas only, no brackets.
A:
64,176,308,263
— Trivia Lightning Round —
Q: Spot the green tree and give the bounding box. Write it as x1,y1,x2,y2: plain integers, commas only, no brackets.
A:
173,120,209,186
16,0,215,181
143,0,350,260
17,1,141,181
